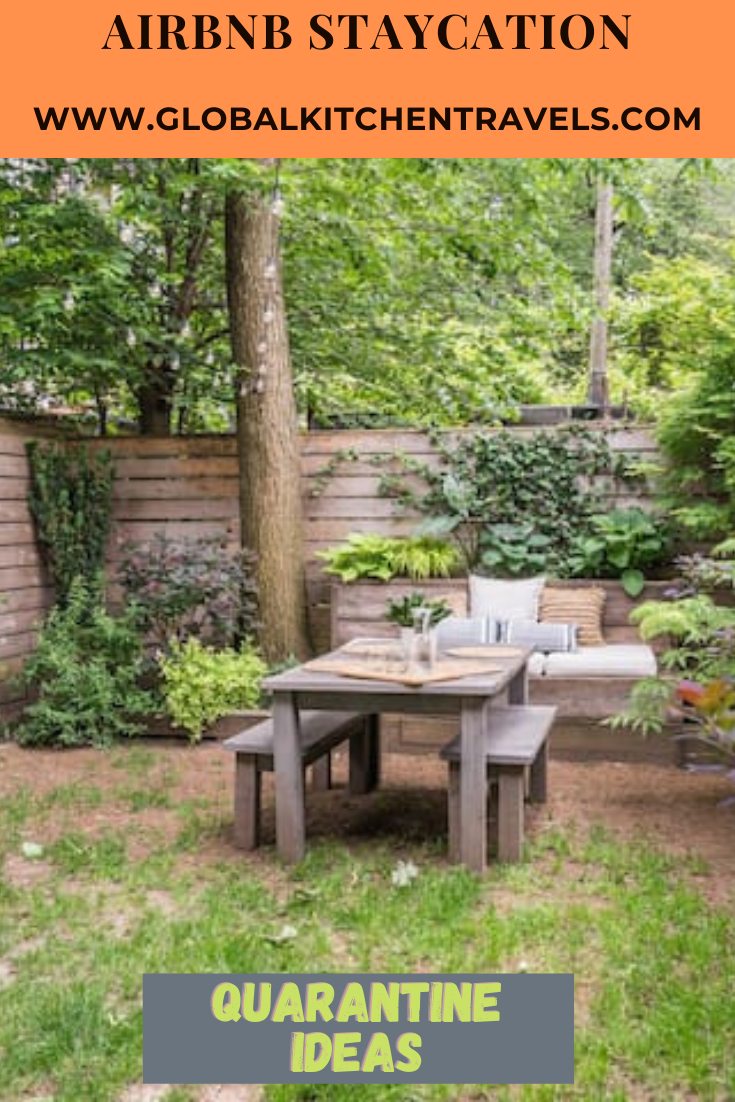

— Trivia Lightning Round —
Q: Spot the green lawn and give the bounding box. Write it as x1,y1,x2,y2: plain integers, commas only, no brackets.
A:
0,745,733,1102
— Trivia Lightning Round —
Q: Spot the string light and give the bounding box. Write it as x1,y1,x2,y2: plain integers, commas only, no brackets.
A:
271,190,284,218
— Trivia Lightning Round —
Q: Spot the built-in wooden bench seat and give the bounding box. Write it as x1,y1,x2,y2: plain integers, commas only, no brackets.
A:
440,705,557,863
223,711,372,850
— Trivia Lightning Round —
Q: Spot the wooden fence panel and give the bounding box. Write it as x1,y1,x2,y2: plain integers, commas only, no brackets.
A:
0,421,661,718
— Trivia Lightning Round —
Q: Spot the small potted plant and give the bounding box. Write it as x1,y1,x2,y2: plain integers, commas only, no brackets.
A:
386,592,453,667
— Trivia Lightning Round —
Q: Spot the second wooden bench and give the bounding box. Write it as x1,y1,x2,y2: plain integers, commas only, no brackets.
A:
223,711,378,850
440,705,556,863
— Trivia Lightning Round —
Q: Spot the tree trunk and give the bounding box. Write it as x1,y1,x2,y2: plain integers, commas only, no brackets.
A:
587,178,613,410
225,181,310,663
137,364,175,435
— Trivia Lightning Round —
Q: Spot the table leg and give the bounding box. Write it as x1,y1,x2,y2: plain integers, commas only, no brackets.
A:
311,754,332,792
459,699,487,873
508,664,529,705
272,692,305,864
349,714,381,795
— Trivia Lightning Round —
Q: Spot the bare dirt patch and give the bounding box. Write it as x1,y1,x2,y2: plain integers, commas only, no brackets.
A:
197,1086,262,1102
118,1086,171,1102
3,854,54,889
1,742,733,906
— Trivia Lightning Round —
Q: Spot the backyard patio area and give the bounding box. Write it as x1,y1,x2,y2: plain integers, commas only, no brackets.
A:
3,158,735,1099
1,738,734,1102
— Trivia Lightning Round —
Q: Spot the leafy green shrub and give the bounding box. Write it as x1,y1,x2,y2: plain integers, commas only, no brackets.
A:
612,550,735,736
27,443,114,603
380,427,638,572
386,593,453,629
657,354,735,538
568,508,671,596
477,522,553,578
317,533,460,583
118,535,258,650
16,577,153,748
158,637,267,742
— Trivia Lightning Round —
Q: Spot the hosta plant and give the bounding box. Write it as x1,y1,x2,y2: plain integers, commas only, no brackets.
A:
317,533,460,583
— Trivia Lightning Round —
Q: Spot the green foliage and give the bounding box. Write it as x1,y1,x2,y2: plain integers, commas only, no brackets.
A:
317,533,460,583
568,507,671,596
615,551,735,734
158,637,267,742
0,158,242,433
384,427,635,573
385,593,453,629
608,676,676,737
27,443,113,603
118,535,259,650
16,577,153,748
478,521,553,578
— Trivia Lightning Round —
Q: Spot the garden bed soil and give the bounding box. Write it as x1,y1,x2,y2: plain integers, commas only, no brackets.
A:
0,740,733,905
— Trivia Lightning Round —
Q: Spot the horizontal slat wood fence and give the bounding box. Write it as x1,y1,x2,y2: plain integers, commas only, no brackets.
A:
0,419,57,712
0,420,660,715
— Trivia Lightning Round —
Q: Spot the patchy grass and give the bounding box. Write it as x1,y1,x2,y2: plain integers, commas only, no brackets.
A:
0,744,733,1102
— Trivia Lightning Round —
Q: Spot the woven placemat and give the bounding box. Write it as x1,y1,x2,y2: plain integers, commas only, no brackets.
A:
302,657,505,687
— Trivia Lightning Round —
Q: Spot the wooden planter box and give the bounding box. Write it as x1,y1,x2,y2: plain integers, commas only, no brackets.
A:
144,709,269,742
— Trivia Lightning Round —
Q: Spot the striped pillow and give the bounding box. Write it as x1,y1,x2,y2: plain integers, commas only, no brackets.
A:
540,587,606,647
502,619,578,653
435,616,498,650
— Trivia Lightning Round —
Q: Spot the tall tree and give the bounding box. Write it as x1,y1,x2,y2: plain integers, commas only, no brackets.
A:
225,162,309,661
587,175,613,409
0,158,230,435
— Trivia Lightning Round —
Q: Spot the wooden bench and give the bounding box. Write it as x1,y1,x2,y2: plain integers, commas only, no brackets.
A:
440,705,557,863
223,711,376,850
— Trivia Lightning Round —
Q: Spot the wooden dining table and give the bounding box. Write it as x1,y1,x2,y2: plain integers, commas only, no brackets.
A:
262,643,532,872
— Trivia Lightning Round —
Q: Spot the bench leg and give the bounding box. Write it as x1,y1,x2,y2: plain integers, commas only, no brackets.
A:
233,755,261,851
447,761,460,863
311,754,332,792
349,715,381,795
528,739,548,804
497,765,525,863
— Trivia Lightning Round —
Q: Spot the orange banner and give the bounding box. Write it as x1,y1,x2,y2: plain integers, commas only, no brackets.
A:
0,1,730,154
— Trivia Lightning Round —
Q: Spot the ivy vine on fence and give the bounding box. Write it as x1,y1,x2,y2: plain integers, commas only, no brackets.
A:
378,426,644,577
27,442,114,602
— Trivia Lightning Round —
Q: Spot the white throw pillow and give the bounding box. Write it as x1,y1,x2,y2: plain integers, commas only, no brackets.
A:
469,575,545,622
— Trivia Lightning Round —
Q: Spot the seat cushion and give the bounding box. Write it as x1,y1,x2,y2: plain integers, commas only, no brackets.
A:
527,652,547,678
543,645,657,679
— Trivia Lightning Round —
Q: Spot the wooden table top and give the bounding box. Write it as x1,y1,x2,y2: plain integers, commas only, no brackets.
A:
263,643,532,699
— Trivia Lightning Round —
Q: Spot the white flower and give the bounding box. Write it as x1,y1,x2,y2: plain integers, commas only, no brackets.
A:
391,859,420,888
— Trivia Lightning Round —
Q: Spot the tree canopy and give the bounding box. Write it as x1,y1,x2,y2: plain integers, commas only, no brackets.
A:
1,156,734,433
